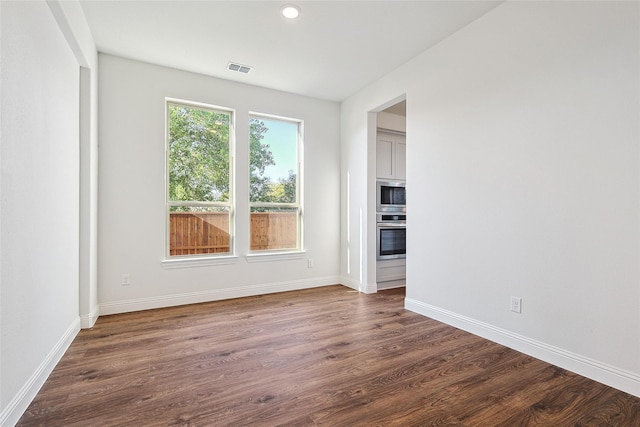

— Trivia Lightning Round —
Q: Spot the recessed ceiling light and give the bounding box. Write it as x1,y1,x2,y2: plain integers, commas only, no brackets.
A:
281,4,300,19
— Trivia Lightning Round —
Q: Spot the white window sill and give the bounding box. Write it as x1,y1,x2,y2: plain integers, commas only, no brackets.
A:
161,255,239,269
245,250,306,263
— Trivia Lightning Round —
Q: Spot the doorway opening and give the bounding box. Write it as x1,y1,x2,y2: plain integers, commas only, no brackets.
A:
372,98,406,291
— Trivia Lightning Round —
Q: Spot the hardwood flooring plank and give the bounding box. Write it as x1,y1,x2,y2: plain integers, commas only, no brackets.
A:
16,285,640,426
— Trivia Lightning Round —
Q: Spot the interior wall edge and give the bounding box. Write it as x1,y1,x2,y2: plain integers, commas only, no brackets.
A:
80,309,99,329
0,0,3,416
45,0,89,67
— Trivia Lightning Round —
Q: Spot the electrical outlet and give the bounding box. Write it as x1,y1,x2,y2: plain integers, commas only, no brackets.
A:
510,296,522,313
307,259,314,268
122,274,130,286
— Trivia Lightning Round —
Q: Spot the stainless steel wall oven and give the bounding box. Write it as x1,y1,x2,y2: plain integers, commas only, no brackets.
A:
376,213,406,260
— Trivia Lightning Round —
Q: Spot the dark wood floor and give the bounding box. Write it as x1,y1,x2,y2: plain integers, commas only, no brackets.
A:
18,285,640,426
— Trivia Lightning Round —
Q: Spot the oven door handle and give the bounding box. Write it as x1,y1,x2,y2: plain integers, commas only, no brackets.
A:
377,222,406,227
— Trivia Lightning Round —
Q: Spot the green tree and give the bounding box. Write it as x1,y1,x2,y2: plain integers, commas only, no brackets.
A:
278,169,297,203
249,118,275,202
169,107,277,206
264,170,297,209
168,105,230,203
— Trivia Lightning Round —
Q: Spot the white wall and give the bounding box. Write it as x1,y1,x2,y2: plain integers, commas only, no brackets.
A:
341,1,640,397
98,55,341,314
48,0,100,330
0,2,83,424
46,0,100,331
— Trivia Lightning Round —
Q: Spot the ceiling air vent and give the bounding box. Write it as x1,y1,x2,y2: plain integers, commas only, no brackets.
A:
227,62,252,74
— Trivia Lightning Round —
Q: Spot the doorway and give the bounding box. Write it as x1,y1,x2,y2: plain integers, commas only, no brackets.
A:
374,99,406,291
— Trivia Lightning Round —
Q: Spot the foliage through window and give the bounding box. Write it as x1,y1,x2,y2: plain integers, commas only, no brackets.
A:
167,101,233,256
249,115,302,251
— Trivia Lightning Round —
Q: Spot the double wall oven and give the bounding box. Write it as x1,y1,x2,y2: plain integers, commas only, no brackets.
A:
376,181,406,260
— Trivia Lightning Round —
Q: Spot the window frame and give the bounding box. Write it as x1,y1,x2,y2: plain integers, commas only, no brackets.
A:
248,112,304,254
164,98,236,261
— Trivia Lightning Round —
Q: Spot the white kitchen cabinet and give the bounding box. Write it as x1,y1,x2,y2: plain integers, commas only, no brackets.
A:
376,131,406,180
395,138,406,180
376,258,406,289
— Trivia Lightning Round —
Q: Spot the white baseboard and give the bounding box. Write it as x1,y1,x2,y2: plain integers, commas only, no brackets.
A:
405,298,640,398
80,305,100,329
337,276,377,294
338,275,360,291
0,317,80,427
99,276,343,315
363,282,378,294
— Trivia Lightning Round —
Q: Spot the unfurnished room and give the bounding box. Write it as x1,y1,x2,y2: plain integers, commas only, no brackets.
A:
1,1,640,425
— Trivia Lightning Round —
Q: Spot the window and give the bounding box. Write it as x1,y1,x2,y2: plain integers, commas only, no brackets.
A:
166,100,233,257
249,114,302,252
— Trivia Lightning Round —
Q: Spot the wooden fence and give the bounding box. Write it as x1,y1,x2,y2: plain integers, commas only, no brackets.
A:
169,211,297,256
250,212,298,251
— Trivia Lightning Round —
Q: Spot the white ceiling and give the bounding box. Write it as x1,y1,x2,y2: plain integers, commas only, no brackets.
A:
80,1,502,102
